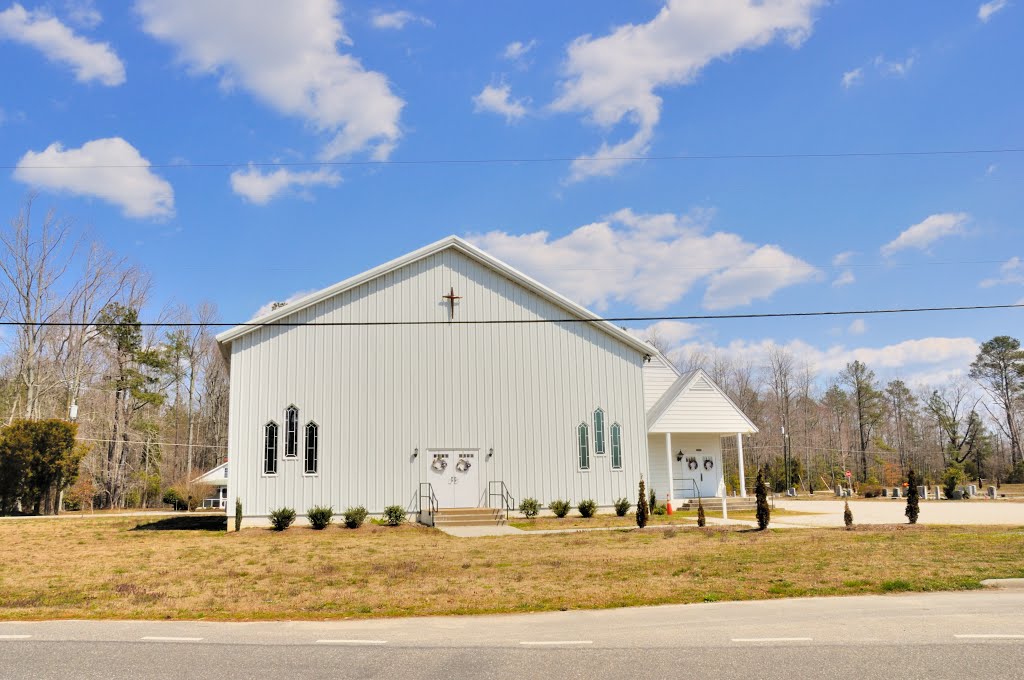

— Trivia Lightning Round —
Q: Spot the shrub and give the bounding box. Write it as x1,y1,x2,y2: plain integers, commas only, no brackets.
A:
578,499,597,518
307,505,334,530
613,497,630,517
382,505,406,526
652,504,667,515
1006,460,1024,484
905,468,920,525
843,500,853,529
519,497,541,519
234,497,243,532
697,499,706,527
343,505,368,529
755,467,770,530
943,462,966,500
269,507,296,531
649,488,658,513
162,488,184,510
860,485,884,499
549,499,571,518
636,477,649,529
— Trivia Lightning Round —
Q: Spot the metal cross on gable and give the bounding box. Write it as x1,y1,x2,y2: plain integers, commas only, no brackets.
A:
441,286,462,321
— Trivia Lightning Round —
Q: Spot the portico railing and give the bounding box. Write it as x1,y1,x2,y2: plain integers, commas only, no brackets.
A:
671,477,701,500
419,482,438,526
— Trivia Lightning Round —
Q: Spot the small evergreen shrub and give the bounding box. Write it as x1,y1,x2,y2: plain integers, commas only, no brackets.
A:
636,477,649,529
613,497,630,517
307,505,334,530
549,499,571,518
234,497,242,532
942,463,966,501
519,497,541,519
578,499,597,518
269,507,296,531
382,505,406,526
697,499,706,527
843,500,853,529
649,488,658,513
905,468,920,525
755,467,770,530
343,505,368,529
162,488,184,510
652,504,667,515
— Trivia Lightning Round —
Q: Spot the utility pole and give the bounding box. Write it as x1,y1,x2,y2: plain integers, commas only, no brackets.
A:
782,426,791,494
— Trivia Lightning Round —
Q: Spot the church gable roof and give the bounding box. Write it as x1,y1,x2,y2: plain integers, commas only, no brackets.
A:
646,368,758,434
216,235,653,356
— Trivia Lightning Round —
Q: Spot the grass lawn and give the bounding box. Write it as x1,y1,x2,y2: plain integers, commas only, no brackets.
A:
1,515,1023,621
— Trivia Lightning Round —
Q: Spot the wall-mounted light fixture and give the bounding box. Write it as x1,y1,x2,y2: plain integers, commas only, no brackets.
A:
413,448,419,459
487,448,494,459
676,450,684,462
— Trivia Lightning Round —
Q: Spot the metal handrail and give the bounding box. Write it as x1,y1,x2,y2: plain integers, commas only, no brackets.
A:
488,481,515,516
670,477,702,500
419,482,438,527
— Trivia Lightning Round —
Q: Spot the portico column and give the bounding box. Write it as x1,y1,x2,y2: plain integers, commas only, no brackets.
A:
736,433,747,498
664,432,673,502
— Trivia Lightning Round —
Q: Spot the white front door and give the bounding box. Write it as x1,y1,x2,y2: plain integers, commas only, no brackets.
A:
425,449,480,508
695,454,720,498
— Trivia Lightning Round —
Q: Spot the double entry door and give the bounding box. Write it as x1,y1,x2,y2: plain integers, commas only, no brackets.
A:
425,449,480,508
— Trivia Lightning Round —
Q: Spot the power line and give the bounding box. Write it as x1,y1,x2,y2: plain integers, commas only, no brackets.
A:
75,437,227,450
7,147,1024,170
0,302,1020,328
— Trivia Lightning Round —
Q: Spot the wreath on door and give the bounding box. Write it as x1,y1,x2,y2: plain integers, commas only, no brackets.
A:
456,458,472,473
686,456,698,470
431,456,447,473
703,458,714,471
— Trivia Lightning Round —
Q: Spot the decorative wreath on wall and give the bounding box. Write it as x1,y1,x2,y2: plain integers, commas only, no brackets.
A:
703,458,714,471
456,458,472,473
431,456,447,473
686,456,698,470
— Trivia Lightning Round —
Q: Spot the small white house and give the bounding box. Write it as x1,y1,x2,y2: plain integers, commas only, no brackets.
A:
193,462,229,508
215,236,756,528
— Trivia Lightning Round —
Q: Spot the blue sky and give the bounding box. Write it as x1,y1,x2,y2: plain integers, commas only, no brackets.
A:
0,0,1021,385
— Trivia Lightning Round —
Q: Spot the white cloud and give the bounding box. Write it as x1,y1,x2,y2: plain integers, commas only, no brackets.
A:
552,0,821,182
369,10,432,30
874,53,914,77
979,256,1024,288
847,318,867,335
64,0,102,29
230,166,341,205
136,0,404,161
832,270,855,287
986,163,998,176
13,137,174,219
832,251,855,266
503,39,537,61
979,0,1009,22
0,3,124,85
468,208,819,311
627,320,701,347
252,289,318,319
662,334,979,385
841,67,863,88
472,84,528,122
881,212,970,256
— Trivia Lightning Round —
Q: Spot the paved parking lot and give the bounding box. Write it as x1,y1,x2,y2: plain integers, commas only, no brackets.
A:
774,499,1024,527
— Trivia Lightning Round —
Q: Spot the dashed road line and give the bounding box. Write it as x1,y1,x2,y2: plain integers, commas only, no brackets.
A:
140,636,203,642
732,637,813,643
0,635,31,640
520,640,593,646
955,634,1024,639
316,639,388,645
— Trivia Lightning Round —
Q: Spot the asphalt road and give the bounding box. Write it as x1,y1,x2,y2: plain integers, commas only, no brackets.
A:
3,589,1024,679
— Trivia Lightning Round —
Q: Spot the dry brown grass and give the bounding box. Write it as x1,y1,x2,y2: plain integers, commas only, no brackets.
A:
1,515,1022,621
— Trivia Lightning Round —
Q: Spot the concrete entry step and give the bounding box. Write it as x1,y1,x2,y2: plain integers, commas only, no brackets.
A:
433,507,506,526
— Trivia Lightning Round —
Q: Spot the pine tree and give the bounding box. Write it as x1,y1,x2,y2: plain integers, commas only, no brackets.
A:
636,476,649,529
755,467,770,530
697,499,706,527
905,468,920,524
843,500,853,529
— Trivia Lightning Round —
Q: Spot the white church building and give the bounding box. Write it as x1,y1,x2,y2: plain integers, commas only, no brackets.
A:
215,236,757,528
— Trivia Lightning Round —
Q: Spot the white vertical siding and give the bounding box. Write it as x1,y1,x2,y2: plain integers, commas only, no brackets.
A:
227,248,647,518
643,354,678,410
649,375,755,434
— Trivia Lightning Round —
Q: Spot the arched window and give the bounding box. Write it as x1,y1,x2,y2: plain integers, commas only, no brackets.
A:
578,422,590,470
593,408,606,455
264,421,278,475
610,423,623,470
284,406,298,457
304,422,319,474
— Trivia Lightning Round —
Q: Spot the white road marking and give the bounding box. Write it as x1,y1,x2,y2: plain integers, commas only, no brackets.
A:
0,635,31,639
732,637,813,643
316,639,388,645
140,636,203,642
955,634,1024,639
520,640,593,646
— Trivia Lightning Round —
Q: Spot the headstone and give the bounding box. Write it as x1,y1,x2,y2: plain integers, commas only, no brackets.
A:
918,485,927,499
951,489,963,500
892,487,901,498
881,488,888,497
786,487,796,497
835,486,842,496
934,485,942,500
968,484,978,497
988,485,997,499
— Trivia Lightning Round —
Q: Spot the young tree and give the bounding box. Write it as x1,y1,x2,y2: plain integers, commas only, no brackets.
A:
697,498,706,527
884,379,918,474
755,467,770,530
843,500,853,529
969,336,1024,465
0,419,83,514
926,382,983,465
905,468,920,524
840,360,886,482
636,476,649,529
